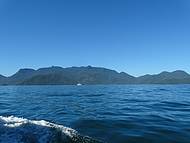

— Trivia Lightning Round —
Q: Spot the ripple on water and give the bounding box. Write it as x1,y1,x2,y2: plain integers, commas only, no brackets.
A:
1,85,190,143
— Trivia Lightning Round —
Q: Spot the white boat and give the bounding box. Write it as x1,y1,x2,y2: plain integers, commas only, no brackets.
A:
77,83,82,86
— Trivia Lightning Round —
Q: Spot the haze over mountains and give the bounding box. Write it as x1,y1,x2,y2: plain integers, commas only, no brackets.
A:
0,66,190,85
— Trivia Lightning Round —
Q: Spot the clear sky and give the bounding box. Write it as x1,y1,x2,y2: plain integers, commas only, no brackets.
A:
0,0,190,76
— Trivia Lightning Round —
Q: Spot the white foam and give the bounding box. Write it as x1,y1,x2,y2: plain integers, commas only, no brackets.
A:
0,115,102,143
0,115,76,137
0,115,77,143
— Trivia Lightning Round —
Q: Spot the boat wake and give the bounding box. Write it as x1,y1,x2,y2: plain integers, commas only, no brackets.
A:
0,116,103,143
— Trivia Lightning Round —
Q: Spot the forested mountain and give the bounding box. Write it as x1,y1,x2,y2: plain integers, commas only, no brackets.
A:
0,66,190,85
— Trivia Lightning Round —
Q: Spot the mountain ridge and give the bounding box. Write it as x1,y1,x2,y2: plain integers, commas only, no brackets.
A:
0,66,190,85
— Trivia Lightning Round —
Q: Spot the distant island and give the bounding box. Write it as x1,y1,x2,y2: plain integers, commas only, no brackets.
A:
0,66,190,85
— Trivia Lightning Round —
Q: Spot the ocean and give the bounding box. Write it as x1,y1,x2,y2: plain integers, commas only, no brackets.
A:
0,85,190,143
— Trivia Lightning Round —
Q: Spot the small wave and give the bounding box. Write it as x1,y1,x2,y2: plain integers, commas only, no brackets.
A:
0,116,103,143
83,94,105,97
46,94,72,97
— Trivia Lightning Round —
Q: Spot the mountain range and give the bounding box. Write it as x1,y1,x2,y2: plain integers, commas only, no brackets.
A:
0,66,190,85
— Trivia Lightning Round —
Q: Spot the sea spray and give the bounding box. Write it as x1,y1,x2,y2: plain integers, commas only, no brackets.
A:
0,116,103,143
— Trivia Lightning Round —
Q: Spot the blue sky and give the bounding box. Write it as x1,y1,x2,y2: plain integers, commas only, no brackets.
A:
0,0,190,76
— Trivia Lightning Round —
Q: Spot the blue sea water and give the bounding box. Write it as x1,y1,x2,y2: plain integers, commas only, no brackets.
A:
0,85,190,143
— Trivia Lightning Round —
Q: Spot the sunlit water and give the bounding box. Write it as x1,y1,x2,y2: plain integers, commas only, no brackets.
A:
0,85,190,143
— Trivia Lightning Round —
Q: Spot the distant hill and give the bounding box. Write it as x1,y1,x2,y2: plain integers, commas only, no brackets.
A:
0,66,190,85
9,68,36,84
136,70,190,84
21,66,135,85
0,75,7,85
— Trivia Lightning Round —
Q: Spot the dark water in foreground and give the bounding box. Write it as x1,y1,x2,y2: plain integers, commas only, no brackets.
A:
0,85,190,143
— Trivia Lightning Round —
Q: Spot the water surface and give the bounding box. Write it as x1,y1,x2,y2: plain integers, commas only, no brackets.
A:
0,85,190,143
